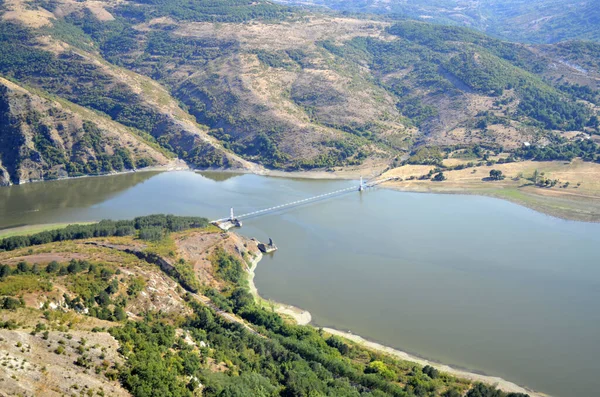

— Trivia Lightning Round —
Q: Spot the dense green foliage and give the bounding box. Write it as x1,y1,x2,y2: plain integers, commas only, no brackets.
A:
516,142,600,162
211,248,245,285
488,170,505,181
0,215,209,251
116,0,292,23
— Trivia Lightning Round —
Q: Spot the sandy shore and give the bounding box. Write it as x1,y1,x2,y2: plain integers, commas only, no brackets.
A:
246,251,312,325
323,328,548,397
246,248,549,397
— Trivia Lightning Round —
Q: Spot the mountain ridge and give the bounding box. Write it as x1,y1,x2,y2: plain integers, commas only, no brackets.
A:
0,0,599,183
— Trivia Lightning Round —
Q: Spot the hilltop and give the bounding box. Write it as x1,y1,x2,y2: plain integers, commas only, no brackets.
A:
0,0,599,184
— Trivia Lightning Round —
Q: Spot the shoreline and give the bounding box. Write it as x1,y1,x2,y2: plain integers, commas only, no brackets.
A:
4,160,599,223
245,246,549,397
246,250,312,325
5,159,191,187
380,182,600,224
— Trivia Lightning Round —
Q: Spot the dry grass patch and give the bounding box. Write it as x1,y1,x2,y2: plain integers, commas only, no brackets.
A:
382,159,600,221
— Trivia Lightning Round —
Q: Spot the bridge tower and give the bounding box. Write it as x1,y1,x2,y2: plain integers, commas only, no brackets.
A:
358,176,364,192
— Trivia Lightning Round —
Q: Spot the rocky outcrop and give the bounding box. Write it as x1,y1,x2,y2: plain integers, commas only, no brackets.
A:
0,161,11,186
85,242,199,293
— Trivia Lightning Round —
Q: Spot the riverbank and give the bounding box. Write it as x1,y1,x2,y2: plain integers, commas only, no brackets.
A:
323,328,548,397
217,158,600,222
8,159,191,186
246,250,312,325
246,247,548,397
0,222,95,238
6,155,599,223
380,159,600,223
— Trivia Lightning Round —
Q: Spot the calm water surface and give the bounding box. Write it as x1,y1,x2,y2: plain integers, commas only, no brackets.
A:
1,171,599,397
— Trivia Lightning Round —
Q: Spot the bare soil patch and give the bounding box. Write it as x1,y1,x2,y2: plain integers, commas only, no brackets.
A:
0,329,129,397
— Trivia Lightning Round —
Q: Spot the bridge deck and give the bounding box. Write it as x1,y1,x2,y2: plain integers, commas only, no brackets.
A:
211,176,397,224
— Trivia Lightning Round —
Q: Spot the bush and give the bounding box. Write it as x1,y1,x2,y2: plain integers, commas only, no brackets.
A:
489,169,505,180
365,361,396,380
432,172,446,181
1,297,24,310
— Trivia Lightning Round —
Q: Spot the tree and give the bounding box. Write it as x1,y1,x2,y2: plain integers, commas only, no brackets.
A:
2,297,22,310
113,306,127,321
326,336,350,355
432,172,446,181
16,261,30,274
489,169,505,180
46,261,60,273
0,264,11,279
422,365,439,379
67,259,83,274
96,291,111,307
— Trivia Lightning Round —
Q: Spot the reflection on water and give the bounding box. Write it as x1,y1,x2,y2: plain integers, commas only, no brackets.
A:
0,171,599,397
0,172,158,228
197,171,243,182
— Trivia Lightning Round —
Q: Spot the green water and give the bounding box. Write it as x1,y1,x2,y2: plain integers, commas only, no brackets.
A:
1,171,599,397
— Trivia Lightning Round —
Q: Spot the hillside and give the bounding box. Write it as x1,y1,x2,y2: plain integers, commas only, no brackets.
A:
0,0,599,181
0,77,174,185
278,0,600,44
0,216,534,396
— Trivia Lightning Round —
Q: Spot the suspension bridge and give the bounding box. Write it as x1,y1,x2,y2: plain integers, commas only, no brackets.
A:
211,176,398,230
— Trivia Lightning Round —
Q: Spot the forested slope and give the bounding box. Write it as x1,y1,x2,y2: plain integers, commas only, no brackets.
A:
0,76,171,185
0,0,599,179
0,216,533,396
278,0,600,44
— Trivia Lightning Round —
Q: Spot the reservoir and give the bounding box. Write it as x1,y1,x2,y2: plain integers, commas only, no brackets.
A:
1,170,599,397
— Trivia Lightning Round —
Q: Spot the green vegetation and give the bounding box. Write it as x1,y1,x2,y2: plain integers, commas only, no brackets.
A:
211,247,245,285
284,0,600,44
0,215,533,396
313,21,598,137
1,0,599,175
0,215,209,252
116,0,293,23
432,172,446,182
0,256,160,322
489,170,505,181
109,294,477,397
515,139,600,162
407,147,445,166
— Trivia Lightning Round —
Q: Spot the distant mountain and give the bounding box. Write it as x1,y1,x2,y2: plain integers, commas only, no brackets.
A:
0,0,599,181
277,0,600,44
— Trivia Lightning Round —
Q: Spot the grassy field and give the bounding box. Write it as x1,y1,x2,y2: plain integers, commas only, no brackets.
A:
0,222,95,238
382,159,600,222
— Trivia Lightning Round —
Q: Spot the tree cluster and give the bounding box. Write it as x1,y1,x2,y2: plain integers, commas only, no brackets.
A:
0,215,209,251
